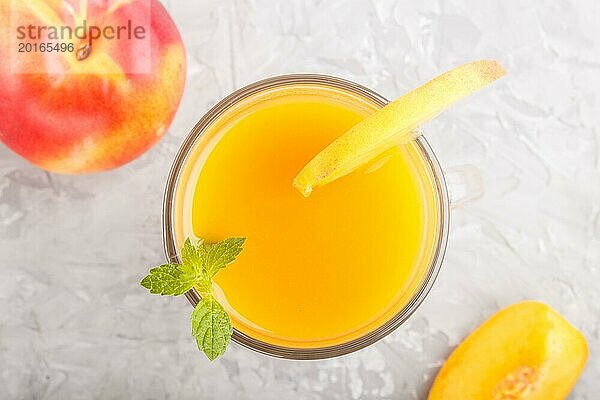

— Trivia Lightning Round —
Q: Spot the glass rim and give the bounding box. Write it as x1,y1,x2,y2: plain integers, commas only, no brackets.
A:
162,74,450,360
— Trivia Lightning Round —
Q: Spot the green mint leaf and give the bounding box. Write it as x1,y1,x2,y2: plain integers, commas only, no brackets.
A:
140,264,196,296
191,294,232,361
180,238,202,276
201,237,246,278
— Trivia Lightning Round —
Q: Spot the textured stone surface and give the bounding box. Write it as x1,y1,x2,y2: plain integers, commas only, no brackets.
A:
1,0,599,398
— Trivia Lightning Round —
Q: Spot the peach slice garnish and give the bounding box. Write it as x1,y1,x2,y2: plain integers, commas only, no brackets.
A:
293,60,506,197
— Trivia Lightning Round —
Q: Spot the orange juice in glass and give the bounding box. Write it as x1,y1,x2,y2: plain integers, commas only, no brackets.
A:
164,75,453,359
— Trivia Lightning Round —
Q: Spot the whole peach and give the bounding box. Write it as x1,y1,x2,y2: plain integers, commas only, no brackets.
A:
0,0,186,173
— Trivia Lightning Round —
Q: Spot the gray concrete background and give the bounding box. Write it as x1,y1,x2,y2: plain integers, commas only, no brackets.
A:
1,0,599,398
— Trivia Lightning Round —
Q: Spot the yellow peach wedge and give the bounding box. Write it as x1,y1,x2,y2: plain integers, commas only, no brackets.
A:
428,301,588,400
293,60,506,196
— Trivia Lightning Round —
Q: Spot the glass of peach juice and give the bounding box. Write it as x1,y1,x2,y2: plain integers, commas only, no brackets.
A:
163,75,477,359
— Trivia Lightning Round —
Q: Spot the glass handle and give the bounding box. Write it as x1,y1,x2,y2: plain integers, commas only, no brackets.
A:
444,164,484,209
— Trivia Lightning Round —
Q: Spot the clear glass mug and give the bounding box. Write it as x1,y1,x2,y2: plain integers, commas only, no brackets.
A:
162,74,482,360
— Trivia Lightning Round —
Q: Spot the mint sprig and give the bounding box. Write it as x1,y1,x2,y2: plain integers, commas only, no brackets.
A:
141,237,246,360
